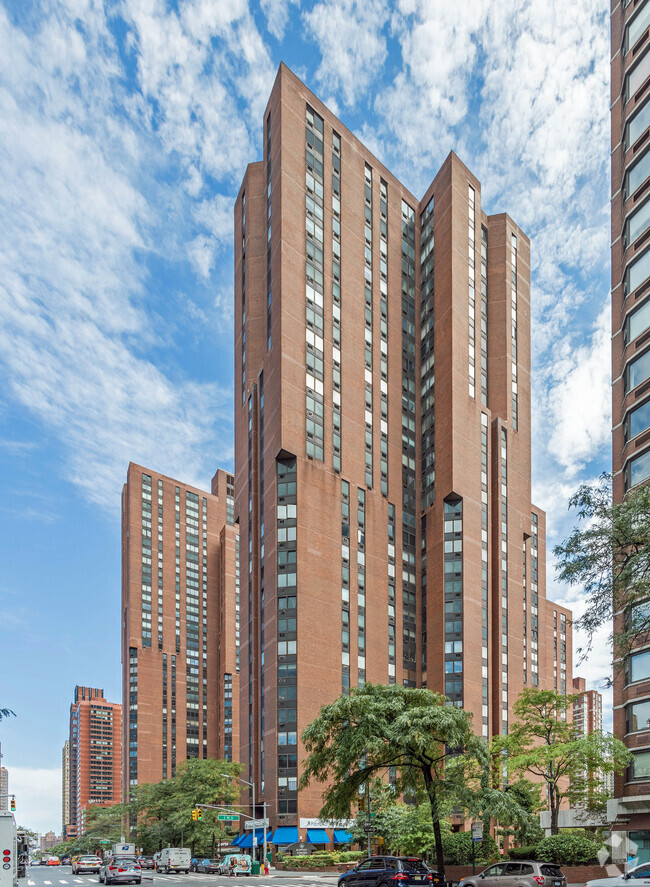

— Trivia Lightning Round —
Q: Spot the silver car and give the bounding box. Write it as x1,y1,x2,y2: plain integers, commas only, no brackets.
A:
99,855,142,885
587,863,650,887
460,861,567,887
73,856,102,875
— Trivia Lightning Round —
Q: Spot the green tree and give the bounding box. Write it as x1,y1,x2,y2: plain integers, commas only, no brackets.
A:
554,472,650,660
0,708,15,722
505,689,630,835
300,683,486,876
130,759,243,854
82,802,128,846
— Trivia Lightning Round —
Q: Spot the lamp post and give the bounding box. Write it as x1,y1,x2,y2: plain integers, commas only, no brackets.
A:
221,773,265,869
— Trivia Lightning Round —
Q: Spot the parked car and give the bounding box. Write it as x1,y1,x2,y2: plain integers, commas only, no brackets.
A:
459,862,567,887
137,857,155,871
338,857,444,887
47,857,61,866
218,854,252,876
196,859,221,874
587,865,650,887
190,858,200,873
73,855,102,875
99,855,141,885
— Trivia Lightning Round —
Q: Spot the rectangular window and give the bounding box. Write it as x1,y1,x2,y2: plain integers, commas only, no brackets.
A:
629,3,650,52
627,448,650,489
628,98,650,149
628,150,650,197
627,347,650,391
627,398,650,440
629,648,650,683
629,248,650,295
629,50,650,101
627,698,650,733
632,750,650,780
628,201,650,253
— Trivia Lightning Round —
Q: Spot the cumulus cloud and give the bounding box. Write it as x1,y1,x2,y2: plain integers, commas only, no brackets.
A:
303,0,390,107
261,0,300,40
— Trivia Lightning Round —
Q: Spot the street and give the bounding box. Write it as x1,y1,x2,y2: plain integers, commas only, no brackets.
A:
24,868,340,887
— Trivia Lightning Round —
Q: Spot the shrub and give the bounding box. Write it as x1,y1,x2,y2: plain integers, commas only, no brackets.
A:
535,834,605,866
508,846,538,861
443,832,498,865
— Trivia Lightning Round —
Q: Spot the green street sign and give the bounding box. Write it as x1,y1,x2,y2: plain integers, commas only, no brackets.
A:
217,814,239,821
99,840,111,845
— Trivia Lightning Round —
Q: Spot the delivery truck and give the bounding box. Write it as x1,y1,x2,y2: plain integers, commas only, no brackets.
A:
0,810,26,887
156,849,191,874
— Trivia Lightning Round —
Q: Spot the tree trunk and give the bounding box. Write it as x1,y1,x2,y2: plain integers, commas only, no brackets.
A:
549,781,559,836
422,766,445,876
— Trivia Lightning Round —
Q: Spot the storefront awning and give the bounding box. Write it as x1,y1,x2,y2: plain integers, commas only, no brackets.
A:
231,834,243,846
333,829,353,844
306,828,330,844
271,827,299,845
239,829,272,848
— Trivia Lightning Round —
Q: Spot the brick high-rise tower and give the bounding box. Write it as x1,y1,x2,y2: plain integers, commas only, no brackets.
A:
121,464,239,796
609,0,650,860
234,64,572,841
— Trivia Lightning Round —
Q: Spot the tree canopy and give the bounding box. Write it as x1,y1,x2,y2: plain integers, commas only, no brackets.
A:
554,472,650,659
503,688,630,834
300,682,489,875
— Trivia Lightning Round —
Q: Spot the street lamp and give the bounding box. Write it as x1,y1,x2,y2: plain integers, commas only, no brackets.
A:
220,773,266,870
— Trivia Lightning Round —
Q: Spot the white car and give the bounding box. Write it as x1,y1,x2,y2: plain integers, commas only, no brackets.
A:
587,864,650,887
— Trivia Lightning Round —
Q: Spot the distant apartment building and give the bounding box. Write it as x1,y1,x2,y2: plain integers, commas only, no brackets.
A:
0,766,7,811
572,677,603,736
121,463,239,796
233,63,573,836
610,0,650,862
65,686,121,838
40,832,60,852
61,740,70,836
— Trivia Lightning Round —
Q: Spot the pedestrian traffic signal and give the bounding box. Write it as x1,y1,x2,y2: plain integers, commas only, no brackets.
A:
10,799,15,812
191,808,202,821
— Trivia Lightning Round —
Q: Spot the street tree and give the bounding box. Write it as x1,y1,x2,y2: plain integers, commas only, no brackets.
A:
0,708,15,722
504,689,630,834
554,472,650,660
300,683,486,876
131,758,244,854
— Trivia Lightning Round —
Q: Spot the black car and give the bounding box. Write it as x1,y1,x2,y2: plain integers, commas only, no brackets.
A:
339,856,444,887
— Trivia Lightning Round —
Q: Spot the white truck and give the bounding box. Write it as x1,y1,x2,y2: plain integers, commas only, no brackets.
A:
111,845,136,857
156,848,191,874
0,810,25,887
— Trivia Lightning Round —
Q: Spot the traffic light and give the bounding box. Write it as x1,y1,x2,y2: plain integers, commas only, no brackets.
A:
191,808,203,821
10,799,15,812
197,809,202,821
358,797,366,812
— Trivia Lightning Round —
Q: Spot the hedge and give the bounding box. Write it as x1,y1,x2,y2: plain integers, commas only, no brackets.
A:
443,832,499,865
535,834,606,866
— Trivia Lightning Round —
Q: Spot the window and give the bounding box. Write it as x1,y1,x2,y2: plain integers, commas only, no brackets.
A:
627,448,650,490
627,297,650,343
628,648,650,683
627,699,650,733
630,750,650,780
629,3,650,53
627,347,650,391
627,399,650,440
628,150,650,197
627,248,650,295
628,199,650,249
629,98,650,151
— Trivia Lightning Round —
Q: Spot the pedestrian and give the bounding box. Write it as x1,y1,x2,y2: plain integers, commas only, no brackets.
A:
627,852,637,873
229,857,236,878
264,859,269,876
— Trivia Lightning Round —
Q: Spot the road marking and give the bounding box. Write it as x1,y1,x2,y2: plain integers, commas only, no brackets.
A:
44,881,52,884
28,881,35,885
60,880,69,883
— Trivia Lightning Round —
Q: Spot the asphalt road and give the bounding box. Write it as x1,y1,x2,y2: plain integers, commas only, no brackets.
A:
24,866,340,887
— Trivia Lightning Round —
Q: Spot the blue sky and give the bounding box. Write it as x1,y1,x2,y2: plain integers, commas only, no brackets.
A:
0,0,612,833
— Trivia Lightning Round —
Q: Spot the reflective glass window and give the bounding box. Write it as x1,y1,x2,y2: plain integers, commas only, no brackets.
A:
628,201,650,246
627,698,650,733
627,3,650,53
627,150,650,195
628,248,650,294
627,347,650,390
627,448,650,489
627,50,650,99
628,99,650,148
628,399,650,439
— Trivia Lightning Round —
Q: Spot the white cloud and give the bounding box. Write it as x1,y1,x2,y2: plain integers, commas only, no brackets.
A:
542,301,611,478
303,0,390,107
261,0,300,40
11,767,61,836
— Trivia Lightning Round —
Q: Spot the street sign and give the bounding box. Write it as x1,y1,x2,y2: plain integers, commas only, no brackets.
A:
363,823,377,834
218,814,240,821
471,822,483,842
252,838,257,847
244,819,270,830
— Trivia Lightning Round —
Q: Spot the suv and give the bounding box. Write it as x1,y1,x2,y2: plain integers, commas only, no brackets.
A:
338,856,444,887
99,855,142,885
459,862,567,887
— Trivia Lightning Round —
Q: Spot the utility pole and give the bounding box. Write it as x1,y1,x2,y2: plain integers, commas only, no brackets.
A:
366,782,371,859
262,802,267,874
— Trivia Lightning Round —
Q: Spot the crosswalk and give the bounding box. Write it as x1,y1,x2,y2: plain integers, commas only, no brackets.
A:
28,878,338,887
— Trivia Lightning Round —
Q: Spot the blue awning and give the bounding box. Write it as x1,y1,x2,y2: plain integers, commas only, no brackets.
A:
238,829,272,849
231,834,243,846
306,828,330,844
271,827,299,845
333,829,353,844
